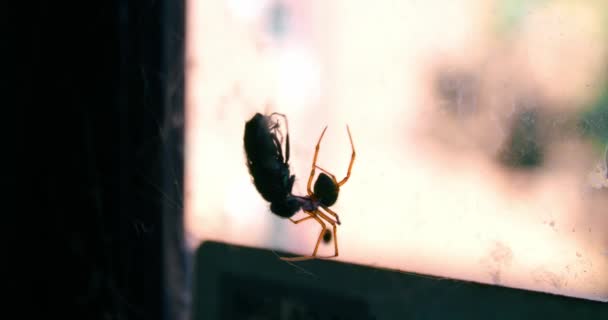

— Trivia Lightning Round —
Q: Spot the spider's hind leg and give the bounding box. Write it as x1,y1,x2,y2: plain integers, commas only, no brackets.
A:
280,210,327,262
280,209,339,261
316,209,339,258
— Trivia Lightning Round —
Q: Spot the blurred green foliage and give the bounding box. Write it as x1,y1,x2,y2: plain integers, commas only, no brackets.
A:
499,110,544,169
495,0,549,35
579,89,608,149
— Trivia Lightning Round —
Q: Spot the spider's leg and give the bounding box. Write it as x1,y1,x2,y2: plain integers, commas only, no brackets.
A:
337,125,356,187
280,210,326,262
307,126,328,196
316,209,339,258
289,215,314,224
320,204,341,225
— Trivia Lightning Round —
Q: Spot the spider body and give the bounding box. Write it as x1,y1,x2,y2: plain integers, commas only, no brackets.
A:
244,112,356,261
244,112,301,218
289,174,338,214
313,173,339,206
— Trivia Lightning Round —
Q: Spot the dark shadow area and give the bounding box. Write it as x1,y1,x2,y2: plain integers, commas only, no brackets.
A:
193,241,606,320
27,1,185,319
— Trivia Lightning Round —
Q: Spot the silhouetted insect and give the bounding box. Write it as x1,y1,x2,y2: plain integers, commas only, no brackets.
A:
244,112,356,261
244,112,302,218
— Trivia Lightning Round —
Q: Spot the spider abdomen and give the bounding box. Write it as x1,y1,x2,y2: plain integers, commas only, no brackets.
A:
313,173,339,206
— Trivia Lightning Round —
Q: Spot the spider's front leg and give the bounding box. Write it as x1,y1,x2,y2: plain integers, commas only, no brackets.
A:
339,125,356,187
307,126,328,196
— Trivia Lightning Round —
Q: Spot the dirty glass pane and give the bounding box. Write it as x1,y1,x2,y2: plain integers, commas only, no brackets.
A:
185,0,608,302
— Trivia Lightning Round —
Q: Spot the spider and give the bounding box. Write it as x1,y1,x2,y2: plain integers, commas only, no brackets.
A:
244,112,356,261
282,124,356,261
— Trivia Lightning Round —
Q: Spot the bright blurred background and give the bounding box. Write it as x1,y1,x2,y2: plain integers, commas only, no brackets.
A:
185,0,608,302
